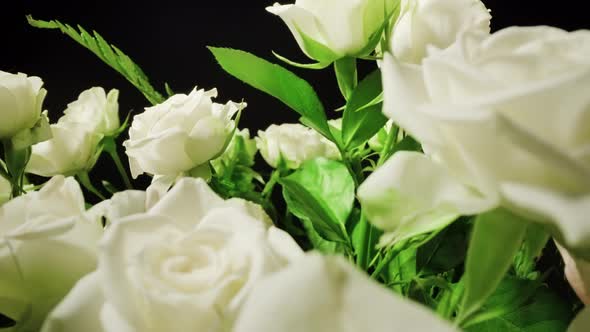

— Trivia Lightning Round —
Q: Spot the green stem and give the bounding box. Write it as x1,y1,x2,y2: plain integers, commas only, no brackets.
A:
377,124,399,167
77,172,106,200
107,149,133,189
355,214,371,269
2,141,31,198
371,247,398,279
262,169,281,199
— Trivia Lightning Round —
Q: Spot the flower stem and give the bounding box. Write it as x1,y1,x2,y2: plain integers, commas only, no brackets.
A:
371,247,398,279
355,213,371,269
2,141,31,198
262,169,280,199
377,124,399,167
102,137,133,189
77,171,106,201
107,149,133,189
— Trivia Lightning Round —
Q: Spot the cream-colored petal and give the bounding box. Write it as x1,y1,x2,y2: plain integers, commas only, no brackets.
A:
234,253,457,332
502,183,590,256
556,243,590,305
266,4,334,58
358,151,496,244
568,306,590,332
42,273,106,332
149,178,224,230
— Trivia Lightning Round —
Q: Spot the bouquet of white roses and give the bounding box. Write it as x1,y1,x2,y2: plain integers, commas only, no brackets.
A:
1,0,589,331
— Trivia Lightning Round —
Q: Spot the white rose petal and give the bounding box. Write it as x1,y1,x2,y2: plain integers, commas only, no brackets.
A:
234,253,458,332
124,88,241,179
0,176,102,330
43,178,302,332
358,151,496,246
27,121,103,177
391,0,491,64
556,243,590,304
87,190,148,227
256,123,340,169
568,306,590,332
267,0,397,60
0,70,46,139
60,87,120,136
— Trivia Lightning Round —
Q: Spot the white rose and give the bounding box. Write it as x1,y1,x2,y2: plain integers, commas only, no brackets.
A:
359,27,590,254
0,176,102,331
234,253,457,332
256,123,340,169
87,190,148,227
26,121,103,177
43,178,302,332
60,87,120,136
391,0,491,63
0,70,46,139
267,0,398,62
124,88,242,179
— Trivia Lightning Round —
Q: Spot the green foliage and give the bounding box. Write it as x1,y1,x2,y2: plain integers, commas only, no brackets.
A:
292,205,346,255
459,209,530,325
514,224,550,280
280,158,354,245
341,70,388,150
26,16,165,105
417,219,470,275
350,213,382,269
211,133,261,201
208,47,333,141
387,246,418,291
465,277,574,331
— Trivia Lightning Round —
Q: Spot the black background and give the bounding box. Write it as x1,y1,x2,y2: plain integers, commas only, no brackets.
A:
3,0,589,131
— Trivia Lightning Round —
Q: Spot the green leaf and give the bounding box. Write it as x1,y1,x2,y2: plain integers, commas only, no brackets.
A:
350,211,382,269
417,219,470,274
280,158,354,245
209,47,333,140
465,277,574,331
272,51,331,70
287,203,343,254
334,57,357,100
391,135,422,154
386,247,418,289
27,16,165,105
514,224,550,280
342,70,388,149
459,209,530,324
437,281,465,319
